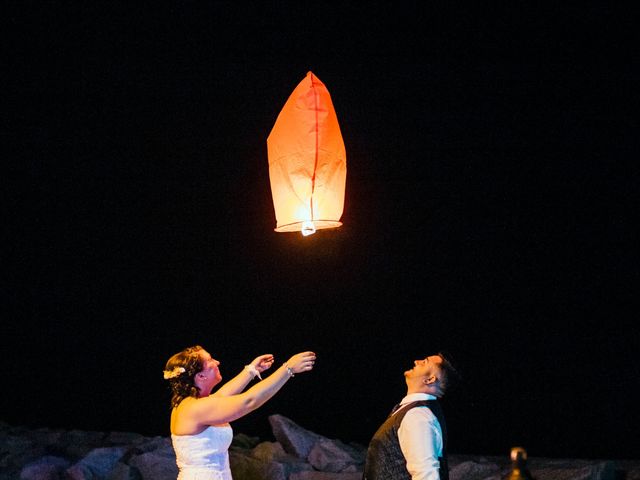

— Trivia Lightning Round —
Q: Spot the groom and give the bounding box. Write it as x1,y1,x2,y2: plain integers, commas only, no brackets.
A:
363,353,457,480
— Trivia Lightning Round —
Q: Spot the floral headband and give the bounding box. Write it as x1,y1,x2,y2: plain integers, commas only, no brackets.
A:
163,366,186,380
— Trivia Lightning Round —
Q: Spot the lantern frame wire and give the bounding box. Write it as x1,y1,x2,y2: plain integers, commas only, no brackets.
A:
274,220,343,233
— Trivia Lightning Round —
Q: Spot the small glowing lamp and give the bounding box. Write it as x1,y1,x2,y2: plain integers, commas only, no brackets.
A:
301,221,316,236
267,71,347,235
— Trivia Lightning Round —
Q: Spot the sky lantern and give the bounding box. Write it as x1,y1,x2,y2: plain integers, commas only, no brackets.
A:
267,71,347,236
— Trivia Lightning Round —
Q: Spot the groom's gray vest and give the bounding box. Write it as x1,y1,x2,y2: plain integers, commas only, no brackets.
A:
363,400,449,480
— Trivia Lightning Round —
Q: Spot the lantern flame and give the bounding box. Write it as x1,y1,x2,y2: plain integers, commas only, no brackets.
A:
267,72,347,235
301,221,316,236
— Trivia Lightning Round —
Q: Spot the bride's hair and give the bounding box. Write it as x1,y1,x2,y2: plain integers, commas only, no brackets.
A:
164,345,205,409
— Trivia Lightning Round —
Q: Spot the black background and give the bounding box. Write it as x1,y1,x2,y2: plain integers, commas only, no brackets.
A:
5,2,638,460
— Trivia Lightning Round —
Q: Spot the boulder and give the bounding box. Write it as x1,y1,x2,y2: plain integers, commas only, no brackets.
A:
230,450,288,480
28,428,64,448
105,431,146,446
231,432,261,449
618,461,640,480
128,451,178,480
1,419,639,480
105,462,137,480
134,436,172,454
307,438,365,473
527,459,616,480
231,443,314,479
290,472,363,480
59,430,107,460
450,459,501,480
19,455,70,480
66,446,127,479
249,441,290,463
0,435,47,479
269,414,322,459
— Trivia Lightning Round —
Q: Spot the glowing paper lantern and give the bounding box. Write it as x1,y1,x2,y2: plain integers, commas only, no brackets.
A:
267,71,347,235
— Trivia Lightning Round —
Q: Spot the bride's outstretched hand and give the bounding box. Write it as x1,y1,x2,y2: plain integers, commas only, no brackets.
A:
250,354,275,374
286,351,316,374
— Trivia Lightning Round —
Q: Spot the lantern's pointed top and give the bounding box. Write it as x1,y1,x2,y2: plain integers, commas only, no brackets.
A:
306,71,321,85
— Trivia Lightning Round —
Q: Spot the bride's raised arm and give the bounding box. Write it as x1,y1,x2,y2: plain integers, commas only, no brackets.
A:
213,354,275,397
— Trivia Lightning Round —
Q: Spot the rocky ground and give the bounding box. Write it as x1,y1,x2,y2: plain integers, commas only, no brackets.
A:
2,416,638,479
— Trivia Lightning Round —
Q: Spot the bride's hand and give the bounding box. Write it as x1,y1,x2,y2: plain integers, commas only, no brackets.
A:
250,354,275,373
286,351,316,374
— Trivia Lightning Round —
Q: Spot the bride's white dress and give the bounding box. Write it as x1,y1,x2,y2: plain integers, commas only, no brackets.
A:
171,424,234,480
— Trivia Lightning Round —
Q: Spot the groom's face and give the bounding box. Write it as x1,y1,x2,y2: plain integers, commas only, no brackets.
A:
405,354,442,381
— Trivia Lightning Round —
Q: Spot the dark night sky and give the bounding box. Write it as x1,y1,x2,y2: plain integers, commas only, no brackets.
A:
5,3,638,461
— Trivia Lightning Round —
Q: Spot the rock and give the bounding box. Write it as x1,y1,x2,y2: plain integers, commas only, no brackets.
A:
0,435,47,479
66,465,92,480
340,465,360,473
626,467,640,480
231,432,261,449
231,444,314,479
59,430,107,459
450,459,501,480
290,472,363,480
29,428,65,448
105,431,146,446
66,446,128,479
19,455,70,480
105,462,137,480
230,450,288,480
249,441,289,463
447,455,619,480
128,451,178,480
618,460,640,480
527,460,616,480
307,438,365,473
1,419,639,480
269,414,323,459
249,440,313,469
134,436,172,454
21,464,62,480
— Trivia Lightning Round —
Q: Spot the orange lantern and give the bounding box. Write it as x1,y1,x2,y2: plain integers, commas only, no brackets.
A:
267,71,347,235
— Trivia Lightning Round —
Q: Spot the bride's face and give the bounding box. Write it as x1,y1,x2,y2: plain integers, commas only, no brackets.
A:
195,349,222,395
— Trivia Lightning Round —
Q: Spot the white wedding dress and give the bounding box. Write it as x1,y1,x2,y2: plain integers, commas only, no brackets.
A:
171,424,234,480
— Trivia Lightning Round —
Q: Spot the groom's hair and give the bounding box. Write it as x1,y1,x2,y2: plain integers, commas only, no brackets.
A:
436,351,461,394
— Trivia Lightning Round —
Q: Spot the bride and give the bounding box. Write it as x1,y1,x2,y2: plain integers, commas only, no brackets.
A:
163,345,316,479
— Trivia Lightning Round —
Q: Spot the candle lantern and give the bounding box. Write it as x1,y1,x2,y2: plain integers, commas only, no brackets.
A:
267,71,347,235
